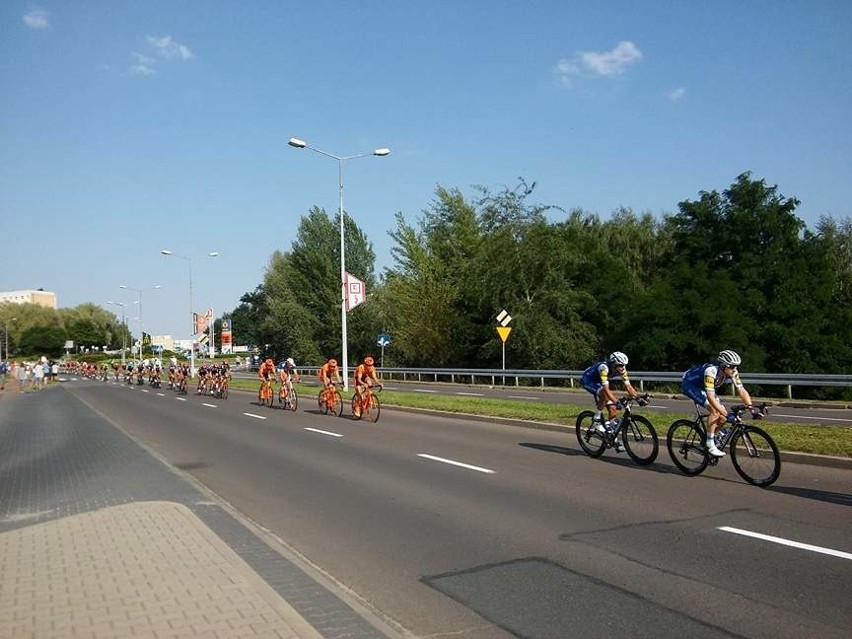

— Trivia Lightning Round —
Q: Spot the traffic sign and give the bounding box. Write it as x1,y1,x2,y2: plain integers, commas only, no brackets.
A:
496,309,512,327
377,333,391,347
496,326,512,343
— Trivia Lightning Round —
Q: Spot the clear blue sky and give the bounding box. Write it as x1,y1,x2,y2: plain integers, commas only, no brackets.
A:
2,1,850,338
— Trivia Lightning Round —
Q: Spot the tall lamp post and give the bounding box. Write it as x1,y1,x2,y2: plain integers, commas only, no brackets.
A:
106,302,127,363
119,284,161,359
161,250,219,377
287,136,390,390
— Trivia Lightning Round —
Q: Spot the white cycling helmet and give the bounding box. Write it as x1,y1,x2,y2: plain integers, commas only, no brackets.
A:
286,357,295,366
608,351,629,366
718,349,742,367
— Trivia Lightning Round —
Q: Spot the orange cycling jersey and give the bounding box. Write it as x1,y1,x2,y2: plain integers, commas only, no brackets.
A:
319,362,338,382
354,363,377,385
258,362,275,379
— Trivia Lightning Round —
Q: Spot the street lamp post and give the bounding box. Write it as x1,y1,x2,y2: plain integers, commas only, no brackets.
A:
106,302,127,363
161,250,218,377
287,136,390,390
119,284,161,359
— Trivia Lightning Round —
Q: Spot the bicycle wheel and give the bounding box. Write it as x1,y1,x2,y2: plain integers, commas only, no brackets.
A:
575,411,606,458
666,420,708,476
286,387,298,411
363,393,381,423
221,385,228,400
318,390,329,415
621,415,658,465
329,389,343,417
730,426,781,487
350,394,362,420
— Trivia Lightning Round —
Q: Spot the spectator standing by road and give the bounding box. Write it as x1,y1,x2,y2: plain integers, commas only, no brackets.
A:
17,361,28,391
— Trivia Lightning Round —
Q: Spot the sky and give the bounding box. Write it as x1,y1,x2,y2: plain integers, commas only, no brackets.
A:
2,1,851,339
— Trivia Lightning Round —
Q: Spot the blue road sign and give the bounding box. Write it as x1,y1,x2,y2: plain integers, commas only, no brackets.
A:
377,333,392,347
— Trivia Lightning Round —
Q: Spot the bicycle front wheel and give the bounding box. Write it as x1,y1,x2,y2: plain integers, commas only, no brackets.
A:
287,388,298,411
330,390,343,417
730,426,781,487
666,420,708,476
363,394,381,423
318,390,329,415
575,411,606,458
622,415,658,465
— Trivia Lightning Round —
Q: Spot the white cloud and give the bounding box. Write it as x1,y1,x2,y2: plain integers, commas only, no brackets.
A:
556,40,643,86
129,35,193,77
130,52,156,76
668,87,686,101
146,35,193,60
23,7,50,30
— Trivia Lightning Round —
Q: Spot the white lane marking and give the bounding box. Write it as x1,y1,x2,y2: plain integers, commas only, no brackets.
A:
176,397,186,401
156,393,165,397
243,412,267,420
141,389,149,393
304,427,344,438
414,389,438,394
202,403,217,408
457,392,484,397
417,454,495,474
718,526,852,561
507,395,540,401
772,413,852,423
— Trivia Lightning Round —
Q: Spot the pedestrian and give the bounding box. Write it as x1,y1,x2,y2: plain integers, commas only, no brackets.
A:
17,361,28,391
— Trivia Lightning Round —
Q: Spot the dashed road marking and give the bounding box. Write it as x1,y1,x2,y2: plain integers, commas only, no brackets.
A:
304,427,344,438
417,454,495,474
718,526,852,560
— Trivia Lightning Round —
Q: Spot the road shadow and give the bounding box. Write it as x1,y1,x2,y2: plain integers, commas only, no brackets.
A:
767,485,852,507
519,442,672,474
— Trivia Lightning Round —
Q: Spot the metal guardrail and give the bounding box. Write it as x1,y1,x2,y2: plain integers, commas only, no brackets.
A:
237,366,851,399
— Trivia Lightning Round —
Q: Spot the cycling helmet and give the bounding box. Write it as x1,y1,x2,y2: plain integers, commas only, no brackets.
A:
286,357,295,366
328,358,338,368
364,356,374,366
717,349,742,367
608,351,629,366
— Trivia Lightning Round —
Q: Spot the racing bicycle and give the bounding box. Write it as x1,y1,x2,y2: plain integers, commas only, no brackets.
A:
576,394,659,465
318,383,343,417
351,384,382,422
279,381,298,411
258,378,274,408
666,403,779,487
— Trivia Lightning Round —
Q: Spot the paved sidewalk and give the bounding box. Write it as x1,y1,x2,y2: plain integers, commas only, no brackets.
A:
0,502,322,638
0,387,393,639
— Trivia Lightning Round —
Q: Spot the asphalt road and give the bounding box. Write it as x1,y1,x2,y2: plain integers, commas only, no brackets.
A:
66,379,851,639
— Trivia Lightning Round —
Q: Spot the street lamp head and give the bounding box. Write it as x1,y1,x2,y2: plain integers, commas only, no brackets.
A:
119,285,128,290
374,148,391,157
153,285,162,289
288,137,307,149
208,252,219,257
161,249,173,256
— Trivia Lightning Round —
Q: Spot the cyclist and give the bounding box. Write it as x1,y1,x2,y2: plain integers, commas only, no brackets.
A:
581,351,644,452
682,349,763,458
258,357,276,399
353,356,382,418
318,357,341,393
278,357,301,401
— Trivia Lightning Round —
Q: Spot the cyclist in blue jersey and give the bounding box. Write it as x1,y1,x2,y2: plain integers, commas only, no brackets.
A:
681,350,763,457
581,351,644,451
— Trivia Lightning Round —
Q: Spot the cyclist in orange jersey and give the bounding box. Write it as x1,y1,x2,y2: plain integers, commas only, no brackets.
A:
353,355,381,418
318,357,341,391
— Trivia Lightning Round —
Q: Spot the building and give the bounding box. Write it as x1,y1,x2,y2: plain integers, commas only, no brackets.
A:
0,289,58,309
